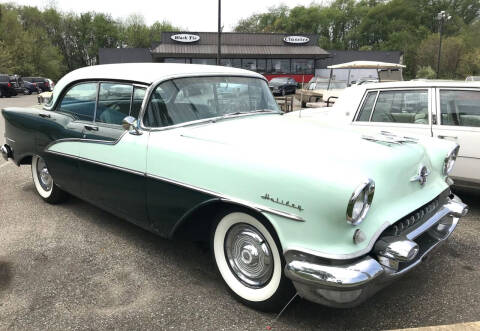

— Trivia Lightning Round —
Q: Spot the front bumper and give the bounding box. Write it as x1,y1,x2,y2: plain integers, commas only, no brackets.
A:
284,194,468,308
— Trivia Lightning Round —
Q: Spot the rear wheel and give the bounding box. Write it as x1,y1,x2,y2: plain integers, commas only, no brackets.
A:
31,155,67,204
212,211,294,312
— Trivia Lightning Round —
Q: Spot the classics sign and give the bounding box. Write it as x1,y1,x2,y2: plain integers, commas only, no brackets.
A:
283,36,310,44
170,34,200,43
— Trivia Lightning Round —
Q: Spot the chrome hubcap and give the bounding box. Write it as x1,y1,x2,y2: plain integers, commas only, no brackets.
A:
224,223,273,288
36,158,52,191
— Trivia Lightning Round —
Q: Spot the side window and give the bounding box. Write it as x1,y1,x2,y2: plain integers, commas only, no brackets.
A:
370,90,428,124
131,87,146,119
96,83,133,125
58,82,97,121
356,91,377,121
440,90,480,127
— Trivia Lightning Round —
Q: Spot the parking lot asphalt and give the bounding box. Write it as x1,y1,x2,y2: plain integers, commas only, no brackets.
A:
0,95,479,330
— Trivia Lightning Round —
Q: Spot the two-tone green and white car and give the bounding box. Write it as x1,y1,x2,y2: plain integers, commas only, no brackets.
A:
1,63,468,311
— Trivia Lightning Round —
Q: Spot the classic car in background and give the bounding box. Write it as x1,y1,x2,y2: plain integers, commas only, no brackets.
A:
290,81,480,189
296,61,405,108
1,63,468,311
268,77,297,96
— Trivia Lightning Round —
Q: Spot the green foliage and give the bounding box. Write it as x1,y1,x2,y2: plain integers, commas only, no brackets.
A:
416,66,436,79
0,4,179,79
234,0,480,79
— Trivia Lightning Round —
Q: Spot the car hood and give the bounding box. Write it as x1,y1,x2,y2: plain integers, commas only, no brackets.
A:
178,114,427,172
173,113,448,229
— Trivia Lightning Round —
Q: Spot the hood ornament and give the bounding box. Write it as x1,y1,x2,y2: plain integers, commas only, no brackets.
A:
410,165,430,186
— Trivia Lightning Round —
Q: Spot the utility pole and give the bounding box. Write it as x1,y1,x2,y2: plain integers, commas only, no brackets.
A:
217,0,221,65
436,11,451,79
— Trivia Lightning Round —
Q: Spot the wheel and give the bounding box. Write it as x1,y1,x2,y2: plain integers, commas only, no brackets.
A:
0,89,3,98
24,88,31,95
301,101,307,108
281,89,286,96
31,155,67,204
212,211,295,312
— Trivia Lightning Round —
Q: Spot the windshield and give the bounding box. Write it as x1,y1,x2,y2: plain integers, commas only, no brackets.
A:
270,78,288,83
143,76,279,128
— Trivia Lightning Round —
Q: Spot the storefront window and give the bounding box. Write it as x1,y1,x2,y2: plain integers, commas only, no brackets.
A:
164,58,187,63
292,59,314,74
191,58,216,65
257,59,266,73
242,59,256,71
220,59,242,68
267,59,290,74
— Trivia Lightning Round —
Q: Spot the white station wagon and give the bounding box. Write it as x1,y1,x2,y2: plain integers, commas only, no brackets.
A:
292,81,480,189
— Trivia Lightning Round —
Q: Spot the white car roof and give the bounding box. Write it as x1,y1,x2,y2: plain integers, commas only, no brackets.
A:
357,80,480,89
46,63,265,110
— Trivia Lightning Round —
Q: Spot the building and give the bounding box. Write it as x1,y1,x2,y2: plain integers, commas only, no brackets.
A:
98,32,402,83
150,32,329,83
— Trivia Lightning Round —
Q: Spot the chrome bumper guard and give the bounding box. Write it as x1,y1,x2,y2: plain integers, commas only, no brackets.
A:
284,194,468,308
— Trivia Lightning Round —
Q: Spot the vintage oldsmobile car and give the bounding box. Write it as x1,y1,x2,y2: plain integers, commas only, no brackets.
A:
1,63,468,311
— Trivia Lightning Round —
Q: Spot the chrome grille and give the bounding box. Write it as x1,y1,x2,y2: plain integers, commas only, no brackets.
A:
384,190,450,237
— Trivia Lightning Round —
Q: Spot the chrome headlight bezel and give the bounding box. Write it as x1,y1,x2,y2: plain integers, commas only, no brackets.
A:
443,145,460,176
346,179,375,226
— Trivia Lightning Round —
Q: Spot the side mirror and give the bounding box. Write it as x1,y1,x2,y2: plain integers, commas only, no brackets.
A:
122,116,142,135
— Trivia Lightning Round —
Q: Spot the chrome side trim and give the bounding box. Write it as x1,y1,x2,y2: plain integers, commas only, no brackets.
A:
146,173,305,222
43,149,305,222
44,131,128,150
45,150,144,177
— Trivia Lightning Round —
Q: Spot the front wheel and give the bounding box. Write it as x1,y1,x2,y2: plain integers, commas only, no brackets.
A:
212,211,294,312
31,155,67,204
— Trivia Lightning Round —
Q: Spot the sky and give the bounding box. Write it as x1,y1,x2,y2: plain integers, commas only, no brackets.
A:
3,0,319,31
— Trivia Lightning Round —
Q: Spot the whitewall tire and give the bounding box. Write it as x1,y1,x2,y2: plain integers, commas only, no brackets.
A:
212,211,294,311
31,155,67,204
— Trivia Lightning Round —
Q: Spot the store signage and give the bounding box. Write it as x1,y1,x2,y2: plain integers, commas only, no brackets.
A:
283,36,310,44
171,34,200,43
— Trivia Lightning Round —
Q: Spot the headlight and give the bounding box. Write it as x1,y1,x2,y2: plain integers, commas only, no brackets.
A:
346,179,375,225
443,145,460,176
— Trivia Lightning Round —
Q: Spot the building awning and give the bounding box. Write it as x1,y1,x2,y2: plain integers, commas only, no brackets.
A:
151,44,329,58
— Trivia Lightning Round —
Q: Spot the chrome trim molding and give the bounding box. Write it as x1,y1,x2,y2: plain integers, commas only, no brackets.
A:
147,173,305,222
346,179,375,225
46,150,145,177
44,131,128,150
43,148,305,222
443,144,460,175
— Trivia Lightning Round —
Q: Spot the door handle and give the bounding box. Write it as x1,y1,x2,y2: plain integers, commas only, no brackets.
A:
84,125,99,131
437,135,457,140
38,113,51,118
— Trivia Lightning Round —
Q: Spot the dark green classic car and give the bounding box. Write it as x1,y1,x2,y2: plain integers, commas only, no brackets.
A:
1,63,468,311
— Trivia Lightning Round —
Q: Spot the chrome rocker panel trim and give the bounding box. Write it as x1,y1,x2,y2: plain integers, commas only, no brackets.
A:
284,195,467,308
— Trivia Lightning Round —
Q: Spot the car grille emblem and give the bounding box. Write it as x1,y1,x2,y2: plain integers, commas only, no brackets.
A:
410,165,430,186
